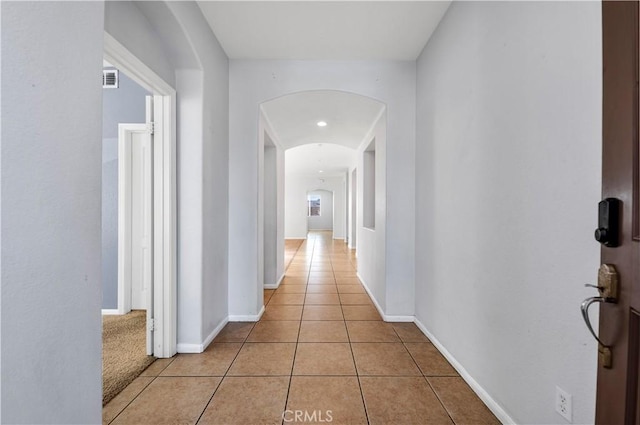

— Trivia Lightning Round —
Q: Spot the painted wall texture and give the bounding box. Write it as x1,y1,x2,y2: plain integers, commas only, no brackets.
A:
414,2,601,423
2,2,105,423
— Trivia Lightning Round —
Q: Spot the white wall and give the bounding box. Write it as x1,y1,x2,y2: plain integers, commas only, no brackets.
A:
170,3,230,351
285,176,346,240
307,190,334,231
230,61,416,319
355,113,387,313
414,2,601,424
2,2,105,423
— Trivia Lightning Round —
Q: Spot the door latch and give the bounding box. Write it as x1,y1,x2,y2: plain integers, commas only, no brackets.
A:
594,263,618,301
581,264,619,368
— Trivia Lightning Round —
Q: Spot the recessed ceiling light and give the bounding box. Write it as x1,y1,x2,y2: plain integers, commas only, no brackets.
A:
319,170,324,173
317,121,327,127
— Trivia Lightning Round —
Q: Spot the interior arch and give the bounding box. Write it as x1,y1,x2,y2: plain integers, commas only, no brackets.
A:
258,89,387,315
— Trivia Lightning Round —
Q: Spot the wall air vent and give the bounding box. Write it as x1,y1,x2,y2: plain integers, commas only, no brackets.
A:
102,69,119,89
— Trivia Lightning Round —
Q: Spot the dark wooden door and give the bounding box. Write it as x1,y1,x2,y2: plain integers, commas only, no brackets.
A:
597,2,640,423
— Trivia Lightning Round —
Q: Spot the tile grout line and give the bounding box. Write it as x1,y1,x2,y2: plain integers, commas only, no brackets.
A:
280,233,315,425
397,332,458,425
107,357,175,424
424,375,458,425
194,321,254,425
338,238,372,425
107,373,157,424
346,302,371,425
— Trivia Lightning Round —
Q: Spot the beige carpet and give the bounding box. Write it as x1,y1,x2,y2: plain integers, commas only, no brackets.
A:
102,310,155,406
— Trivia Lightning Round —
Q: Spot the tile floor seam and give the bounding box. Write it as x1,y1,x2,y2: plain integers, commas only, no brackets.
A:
345,307,371,425
280,236,314,425
401,339,432,379
194,323,251,424
193,376,224,425
110,357,180,423
106,374,158,425
424,375,458,425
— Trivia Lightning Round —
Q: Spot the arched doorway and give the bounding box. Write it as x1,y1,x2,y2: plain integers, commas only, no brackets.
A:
257,90,387,316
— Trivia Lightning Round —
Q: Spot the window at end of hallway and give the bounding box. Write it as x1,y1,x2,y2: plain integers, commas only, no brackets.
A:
308,195,321,217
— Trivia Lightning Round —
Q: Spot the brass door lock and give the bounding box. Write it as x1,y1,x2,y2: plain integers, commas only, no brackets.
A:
585,264,618,301
581,264,619,368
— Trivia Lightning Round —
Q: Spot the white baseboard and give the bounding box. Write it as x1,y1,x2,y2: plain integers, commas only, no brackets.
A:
101,309,121,315
176,342,202,353
357,273,414,323
353,273,512,423
177,317,229,354
228,305,265,322
413,318,515,425
265,273,285,290
385,315,414,322
202,317,229,351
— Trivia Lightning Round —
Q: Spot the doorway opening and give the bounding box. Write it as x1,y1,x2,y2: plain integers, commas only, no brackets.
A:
101,59,156,405
102,33,177,404
104,33,177,357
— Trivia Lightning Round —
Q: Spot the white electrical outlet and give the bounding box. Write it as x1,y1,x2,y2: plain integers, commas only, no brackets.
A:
555,386,572,422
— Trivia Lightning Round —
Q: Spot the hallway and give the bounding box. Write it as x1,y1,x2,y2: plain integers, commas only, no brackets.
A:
103,231,498,425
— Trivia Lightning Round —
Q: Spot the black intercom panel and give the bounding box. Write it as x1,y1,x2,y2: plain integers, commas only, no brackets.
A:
595,198,620,247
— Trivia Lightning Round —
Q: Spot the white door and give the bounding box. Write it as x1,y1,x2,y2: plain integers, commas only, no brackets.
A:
130,125,152,311
118,96,154,355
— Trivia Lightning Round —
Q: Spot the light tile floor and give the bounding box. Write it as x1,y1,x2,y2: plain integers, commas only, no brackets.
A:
104,231,500,425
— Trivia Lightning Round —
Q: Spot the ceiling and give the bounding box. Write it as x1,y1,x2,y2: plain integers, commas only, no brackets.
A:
261,91,384,150
285,143,356,177
197,1,451,60
263,91,383,176
198,1,451,176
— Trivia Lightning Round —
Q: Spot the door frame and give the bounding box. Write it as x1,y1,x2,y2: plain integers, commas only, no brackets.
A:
105,32,177,358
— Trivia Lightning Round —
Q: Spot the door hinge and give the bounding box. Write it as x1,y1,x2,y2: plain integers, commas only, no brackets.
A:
148,318,155,332
147,122,155,135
